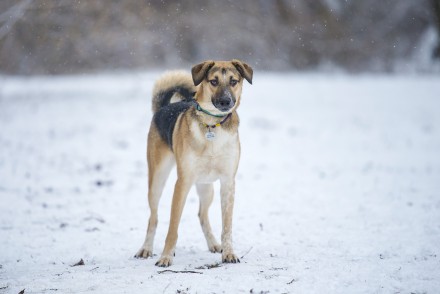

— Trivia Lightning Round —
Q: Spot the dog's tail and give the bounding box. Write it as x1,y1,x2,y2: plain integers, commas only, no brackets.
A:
151,71,196,113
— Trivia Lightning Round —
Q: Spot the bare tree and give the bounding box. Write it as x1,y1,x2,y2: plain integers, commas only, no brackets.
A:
433,0,440,58
0,0,31,40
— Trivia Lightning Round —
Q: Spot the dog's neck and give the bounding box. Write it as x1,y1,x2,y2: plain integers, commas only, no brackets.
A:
193,101,228,118
193,104,228,125
191,103,237,131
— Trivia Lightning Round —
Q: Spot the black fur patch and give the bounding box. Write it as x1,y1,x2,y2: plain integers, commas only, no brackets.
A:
156,86,195,110
153,101,193,149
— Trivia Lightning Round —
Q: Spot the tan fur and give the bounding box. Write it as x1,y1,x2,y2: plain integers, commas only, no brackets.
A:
135,60,253,267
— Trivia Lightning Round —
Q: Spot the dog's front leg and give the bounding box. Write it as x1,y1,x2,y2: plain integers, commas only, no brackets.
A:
220,178,240,263
155,177,192,267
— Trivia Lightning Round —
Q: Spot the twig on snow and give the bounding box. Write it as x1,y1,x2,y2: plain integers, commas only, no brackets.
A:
163,282,172,294
240,246,253,259
195,262,222,270
157,269,202,274
287,278,297,284
71,259,85,267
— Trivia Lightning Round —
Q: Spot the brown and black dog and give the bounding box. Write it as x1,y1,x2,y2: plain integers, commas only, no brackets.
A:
135,60,253,267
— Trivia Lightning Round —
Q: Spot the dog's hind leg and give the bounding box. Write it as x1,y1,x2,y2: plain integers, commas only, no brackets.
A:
135,138,174,259
196,183,221,253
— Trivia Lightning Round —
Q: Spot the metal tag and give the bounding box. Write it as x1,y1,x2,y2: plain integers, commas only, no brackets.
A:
205,131,216,141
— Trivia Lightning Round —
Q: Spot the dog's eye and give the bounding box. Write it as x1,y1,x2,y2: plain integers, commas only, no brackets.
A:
210,80,218,86
230,80,238,87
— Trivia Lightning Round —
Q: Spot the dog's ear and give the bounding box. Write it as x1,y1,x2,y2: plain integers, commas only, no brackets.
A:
232,59,253,85
191,60,215,86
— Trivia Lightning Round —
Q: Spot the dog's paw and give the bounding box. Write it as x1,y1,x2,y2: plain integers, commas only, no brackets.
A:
134,247,153,259
208,243,222,253
222,252,240,264
155,255,173,267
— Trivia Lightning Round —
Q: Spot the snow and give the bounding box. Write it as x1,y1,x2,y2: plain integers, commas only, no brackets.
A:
1,72,440,293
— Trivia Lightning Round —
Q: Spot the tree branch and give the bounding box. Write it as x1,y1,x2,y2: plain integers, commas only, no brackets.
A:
0,0,32,40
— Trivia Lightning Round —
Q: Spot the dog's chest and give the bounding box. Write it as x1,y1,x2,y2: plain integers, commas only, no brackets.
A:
189,122,239,183
191,121,238,154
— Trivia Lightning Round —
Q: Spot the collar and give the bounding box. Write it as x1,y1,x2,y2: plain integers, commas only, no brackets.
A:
192,101,229,118
200,113,232,130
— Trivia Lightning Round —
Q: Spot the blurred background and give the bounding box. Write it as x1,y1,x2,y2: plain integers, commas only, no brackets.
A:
1,0,440,75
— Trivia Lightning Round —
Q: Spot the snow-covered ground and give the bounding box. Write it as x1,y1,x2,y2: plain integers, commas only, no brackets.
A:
1,72,439,293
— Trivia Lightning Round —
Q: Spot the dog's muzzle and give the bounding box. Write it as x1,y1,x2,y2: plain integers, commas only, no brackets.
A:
213,91,235,112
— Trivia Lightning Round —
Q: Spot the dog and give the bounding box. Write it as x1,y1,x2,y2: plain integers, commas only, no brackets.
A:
134,59,253,267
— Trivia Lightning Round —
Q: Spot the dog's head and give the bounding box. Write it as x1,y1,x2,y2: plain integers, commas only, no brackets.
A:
191,59,253,114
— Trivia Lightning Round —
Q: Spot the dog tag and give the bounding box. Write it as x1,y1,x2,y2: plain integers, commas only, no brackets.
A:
205,131,216,141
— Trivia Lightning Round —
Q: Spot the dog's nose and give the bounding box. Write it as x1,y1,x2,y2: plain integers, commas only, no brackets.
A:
219,97,232,107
